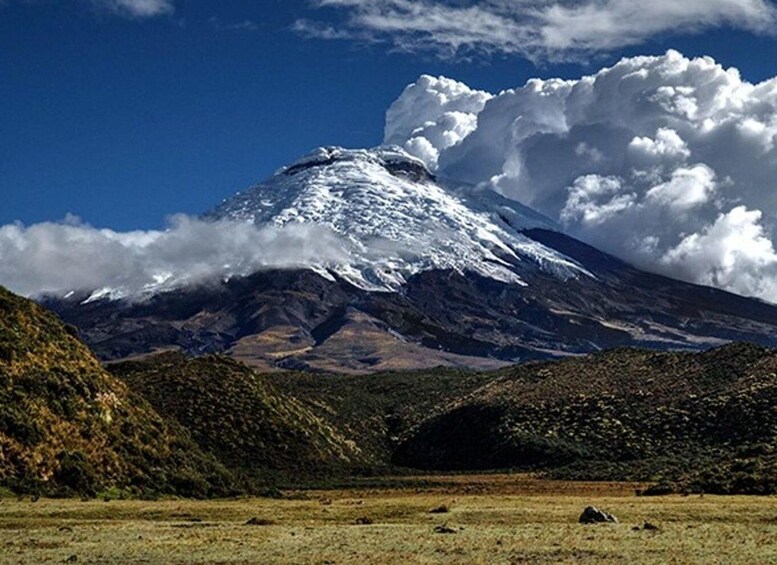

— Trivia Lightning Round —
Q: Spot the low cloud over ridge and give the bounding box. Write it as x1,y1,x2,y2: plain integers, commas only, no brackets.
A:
0,216,349,299
386,50,777,301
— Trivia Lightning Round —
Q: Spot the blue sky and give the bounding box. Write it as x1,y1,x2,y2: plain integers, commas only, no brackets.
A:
3,0,777,230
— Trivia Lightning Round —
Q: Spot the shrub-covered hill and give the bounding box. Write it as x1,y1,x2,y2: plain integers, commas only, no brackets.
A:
6,280,776,497
109,353,364,483
115,345,777,494
262,368,501,468
0,286,238,497
392,343,777,494
111,355,502,481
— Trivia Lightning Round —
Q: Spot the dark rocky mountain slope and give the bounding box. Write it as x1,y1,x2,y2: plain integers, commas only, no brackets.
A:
46,229,777,373
39,147,777,372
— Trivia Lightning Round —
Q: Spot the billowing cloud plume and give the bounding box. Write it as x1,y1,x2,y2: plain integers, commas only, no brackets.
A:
0,215,349,299
662,207,777,300
300,0,776,61
384,75,492,170
386,51,777,301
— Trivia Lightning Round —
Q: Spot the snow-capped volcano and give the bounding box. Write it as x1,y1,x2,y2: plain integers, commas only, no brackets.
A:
206,146,588,291
44,145,777,374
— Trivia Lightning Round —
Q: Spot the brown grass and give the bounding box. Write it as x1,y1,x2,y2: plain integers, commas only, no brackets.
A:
1,475,776,564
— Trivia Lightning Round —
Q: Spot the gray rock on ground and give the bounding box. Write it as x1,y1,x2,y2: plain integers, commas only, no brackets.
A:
579,506,618,524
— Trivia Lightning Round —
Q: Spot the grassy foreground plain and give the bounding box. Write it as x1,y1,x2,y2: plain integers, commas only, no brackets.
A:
1,475,776,564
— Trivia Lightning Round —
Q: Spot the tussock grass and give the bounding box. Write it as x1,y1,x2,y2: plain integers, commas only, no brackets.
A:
1,475,775,564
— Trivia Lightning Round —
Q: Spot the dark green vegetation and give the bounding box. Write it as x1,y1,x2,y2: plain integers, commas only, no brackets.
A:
3,284,777,496
0,287,238,498
392,344,777,495
110,354,498,486
112,343,777,495
110,353,363,485
263,368,498,469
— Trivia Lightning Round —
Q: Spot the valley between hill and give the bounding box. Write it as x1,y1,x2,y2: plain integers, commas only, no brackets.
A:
110,343,777,496
3,283,777,498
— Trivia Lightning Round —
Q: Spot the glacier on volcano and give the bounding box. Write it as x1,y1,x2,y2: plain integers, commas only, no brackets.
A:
206,145,588,292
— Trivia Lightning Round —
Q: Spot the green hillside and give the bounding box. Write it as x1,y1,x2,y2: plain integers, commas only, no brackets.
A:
110,353,364,484
0,287,237,498
110,343,777,494
393,344,777,494
4,281,777,497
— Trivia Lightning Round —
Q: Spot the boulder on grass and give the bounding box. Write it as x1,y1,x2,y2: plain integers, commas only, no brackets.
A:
579,506,618,524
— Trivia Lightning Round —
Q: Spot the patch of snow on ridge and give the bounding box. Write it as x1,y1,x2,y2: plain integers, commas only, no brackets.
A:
207,146,589,292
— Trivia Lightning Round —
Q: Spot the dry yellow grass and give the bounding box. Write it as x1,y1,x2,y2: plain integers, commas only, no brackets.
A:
1,475,776,564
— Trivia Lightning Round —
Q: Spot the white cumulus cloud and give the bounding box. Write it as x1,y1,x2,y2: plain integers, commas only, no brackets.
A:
662,206,777,300
384,75,492,169
386,50,777,301
300,0,777,61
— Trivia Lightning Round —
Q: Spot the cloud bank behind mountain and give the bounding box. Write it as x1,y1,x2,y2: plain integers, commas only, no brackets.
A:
4,51,777,304
386,51,777,301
